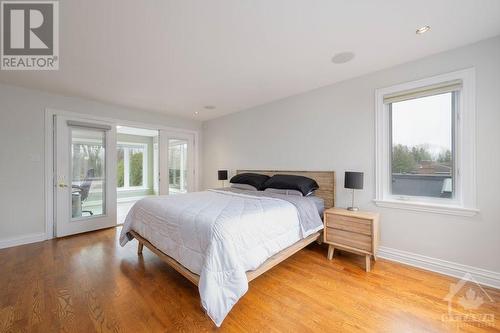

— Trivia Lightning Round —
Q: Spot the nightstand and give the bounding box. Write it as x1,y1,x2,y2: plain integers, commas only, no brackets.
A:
323,208,380,272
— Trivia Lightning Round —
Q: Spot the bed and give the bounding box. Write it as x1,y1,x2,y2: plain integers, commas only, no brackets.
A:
119,170,336,326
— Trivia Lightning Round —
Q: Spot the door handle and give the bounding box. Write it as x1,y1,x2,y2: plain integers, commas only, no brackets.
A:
58,183,69,188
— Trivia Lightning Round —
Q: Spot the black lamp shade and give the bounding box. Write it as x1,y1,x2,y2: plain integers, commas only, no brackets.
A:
344,172,363,190
218,170,228,181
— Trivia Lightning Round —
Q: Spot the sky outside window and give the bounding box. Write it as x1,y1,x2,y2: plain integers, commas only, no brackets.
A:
391,92,452,157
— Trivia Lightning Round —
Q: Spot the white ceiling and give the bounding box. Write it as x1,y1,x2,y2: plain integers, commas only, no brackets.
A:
1,0,499,121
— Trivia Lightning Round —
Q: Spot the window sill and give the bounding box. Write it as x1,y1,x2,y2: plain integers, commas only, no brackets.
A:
117,187,149,192
373,199,479,217
117,195,156,204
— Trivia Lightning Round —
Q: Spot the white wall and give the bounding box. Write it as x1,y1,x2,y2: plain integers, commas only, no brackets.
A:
0,84,201,244
202,36,500,275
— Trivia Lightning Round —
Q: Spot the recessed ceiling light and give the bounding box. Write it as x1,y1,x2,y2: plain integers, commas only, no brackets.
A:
194,111,199,116
331,52,355,64
204,105,216,110
416,25,431,34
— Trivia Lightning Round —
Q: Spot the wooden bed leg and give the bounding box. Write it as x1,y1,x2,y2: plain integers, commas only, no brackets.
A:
327,245,335,260
137,242,144,255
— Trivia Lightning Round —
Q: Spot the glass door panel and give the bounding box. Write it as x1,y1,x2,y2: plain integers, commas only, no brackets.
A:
71,128,106,219
168,139,188,194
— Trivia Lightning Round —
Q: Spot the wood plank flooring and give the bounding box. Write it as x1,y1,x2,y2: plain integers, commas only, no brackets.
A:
1,227,499,332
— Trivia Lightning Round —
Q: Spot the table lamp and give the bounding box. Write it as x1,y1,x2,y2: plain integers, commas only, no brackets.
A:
344,171,363,211
218,170,228,187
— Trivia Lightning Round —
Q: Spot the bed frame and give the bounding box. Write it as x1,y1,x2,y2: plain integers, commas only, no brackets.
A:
132,170,336,286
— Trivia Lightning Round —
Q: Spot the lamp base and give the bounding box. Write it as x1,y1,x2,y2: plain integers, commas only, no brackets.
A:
347,207,359,211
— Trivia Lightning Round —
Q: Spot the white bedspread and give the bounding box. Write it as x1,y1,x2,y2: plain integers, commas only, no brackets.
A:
119,189,322,326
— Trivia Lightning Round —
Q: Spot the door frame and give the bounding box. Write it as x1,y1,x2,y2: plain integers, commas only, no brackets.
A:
44,108,200,240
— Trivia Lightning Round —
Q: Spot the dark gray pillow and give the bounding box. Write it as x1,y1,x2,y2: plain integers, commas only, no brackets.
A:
263,174,319,196
230,173,270,190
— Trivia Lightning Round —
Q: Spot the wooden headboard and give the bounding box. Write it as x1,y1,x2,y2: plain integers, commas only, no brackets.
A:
236,170,336,209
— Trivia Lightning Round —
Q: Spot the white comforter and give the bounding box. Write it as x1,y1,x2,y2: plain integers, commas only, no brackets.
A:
119,189,322,326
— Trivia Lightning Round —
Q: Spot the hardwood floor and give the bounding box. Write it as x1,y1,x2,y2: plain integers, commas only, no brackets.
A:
1,227,499,333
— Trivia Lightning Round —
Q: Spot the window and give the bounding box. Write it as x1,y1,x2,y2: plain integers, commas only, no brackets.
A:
375,68,477,216
117,143,147,189
390,92,455,199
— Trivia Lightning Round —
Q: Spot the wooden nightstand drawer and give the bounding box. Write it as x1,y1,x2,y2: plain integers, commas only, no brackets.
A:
323,208,379,272
325,228,372,252
325,215,372,235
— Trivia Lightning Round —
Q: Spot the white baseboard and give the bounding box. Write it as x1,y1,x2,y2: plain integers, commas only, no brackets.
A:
378,246,500,289
0,232,47,250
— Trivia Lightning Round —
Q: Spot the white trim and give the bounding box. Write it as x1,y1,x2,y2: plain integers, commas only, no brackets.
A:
123,145,130,188
44,111,55,240
378,246,500,289
153,142,159,194
117,141,149,148
374,68,477,216
373,199,479,217
0,232,47,250
44,108,200,240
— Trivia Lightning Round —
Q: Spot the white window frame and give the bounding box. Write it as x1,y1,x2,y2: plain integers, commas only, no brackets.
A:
117,142,148,190
374,68,478,216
